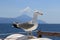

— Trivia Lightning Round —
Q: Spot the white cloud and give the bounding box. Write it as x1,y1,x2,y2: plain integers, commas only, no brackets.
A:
20,6,32,13
19,6,43,13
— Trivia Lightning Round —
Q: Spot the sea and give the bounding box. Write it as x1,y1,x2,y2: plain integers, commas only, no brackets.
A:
0,24,60,40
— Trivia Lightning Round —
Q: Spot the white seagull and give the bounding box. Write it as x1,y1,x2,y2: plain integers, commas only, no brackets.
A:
12,10,43,37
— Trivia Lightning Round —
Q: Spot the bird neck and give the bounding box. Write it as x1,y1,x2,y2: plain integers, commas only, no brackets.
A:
32,13,38,24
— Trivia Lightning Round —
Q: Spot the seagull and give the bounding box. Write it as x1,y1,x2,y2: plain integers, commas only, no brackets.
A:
12,10,43,38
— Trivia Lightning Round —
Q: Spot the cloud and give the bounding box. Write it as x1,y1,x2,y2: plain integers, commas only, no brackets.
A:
20,6,32,13
19,6,43,13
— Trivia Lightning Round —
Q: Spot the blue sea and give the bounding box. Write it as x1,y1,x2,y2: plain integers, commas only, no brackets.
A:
0,24,60,40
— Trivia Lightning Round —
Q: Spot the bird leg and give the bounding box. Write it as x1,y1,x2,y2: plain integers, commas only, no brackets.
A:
27,31,33,39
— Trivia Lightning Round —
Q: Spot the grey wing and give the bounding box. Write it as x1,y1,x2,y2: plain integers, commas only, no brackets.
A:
18,23,34,29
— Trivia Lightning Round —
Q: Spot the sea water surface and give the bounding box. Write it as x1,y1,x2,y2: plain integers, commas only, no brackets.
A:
0,24,60,40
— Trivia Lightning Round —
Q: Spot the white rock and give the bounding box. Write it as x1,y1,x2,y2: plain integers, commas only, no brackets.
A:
4,34,26,40
0,39,2,40
4,34,52,40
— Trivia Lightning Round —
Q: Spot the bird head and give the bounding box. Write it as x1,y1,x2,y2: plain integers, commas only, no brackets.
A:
34,10,43,15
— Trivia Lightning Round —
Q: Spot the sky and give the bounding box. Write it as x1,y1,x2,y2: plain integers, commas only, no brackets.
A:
0,0,60,24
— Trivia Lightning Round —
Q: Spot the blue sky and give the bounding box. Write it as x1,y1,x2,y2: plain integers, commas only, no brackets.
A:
0,0,60,24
